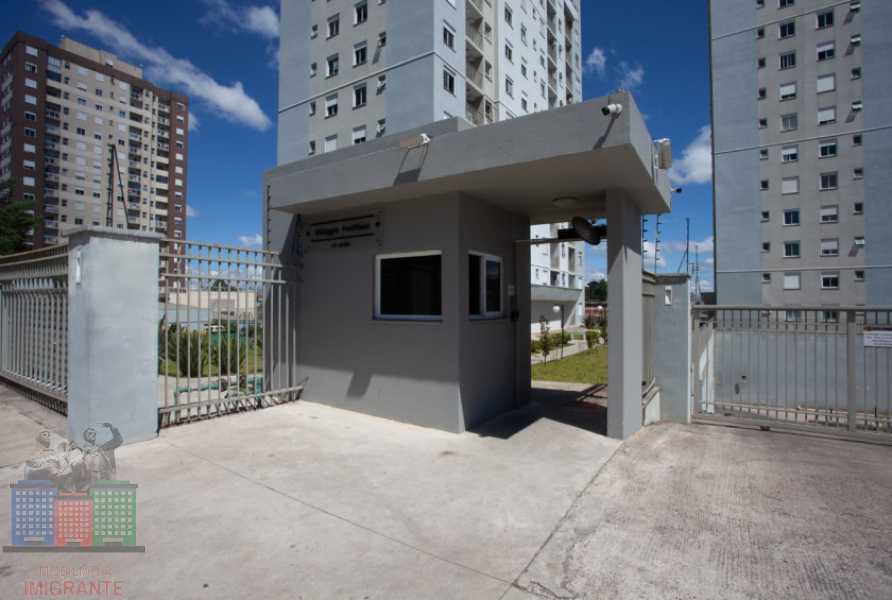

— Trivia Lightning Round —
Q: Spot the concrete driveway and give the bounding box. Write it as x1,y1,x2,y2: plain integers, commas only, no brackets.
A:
1,385,890,599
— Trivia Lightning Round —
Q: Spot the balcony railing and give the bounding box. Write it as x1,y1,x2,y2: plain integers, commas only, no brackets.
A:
44,204,58,213
465,104,484,126
466,63,484,88
44,220,58,229
466,24,483,49
44,189,59,198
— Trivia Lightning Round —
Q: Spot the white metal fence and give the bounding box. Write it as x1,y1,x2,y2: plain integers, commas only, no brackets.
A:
692,306,892,439
157,240,304,426
0,244,69,412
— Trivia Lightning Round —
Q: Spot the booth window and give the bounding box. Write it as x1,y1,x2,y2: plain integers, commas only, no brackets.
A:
376,252,442,320
469,253,502,318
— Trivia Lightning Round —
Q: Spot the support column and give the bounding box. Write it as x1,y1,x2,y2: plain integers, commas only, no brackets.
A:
653,274,692,423
66,227,162,445
606,191,643,439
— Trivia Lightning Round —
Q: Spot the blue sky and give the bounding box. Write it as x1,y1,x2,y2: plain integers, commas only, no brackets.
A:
3,0,715,292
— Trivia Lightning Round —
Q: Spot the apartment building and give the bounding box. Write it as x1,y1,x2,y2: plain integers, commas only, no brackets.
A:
278,0,585,329
710,0,892,309
0,32,189,250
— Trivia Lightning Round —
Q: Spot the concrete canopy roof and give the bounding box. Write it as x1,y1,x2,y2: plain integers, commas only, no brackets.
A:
265,91,672,225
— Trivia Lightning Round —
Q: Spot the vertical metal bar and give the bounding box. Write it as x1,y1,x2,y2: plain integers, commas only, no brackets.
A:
847,309,857,432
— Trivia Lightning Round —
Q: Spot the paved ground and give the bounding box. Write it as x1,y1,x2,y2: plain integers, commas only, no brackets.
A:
1,384,890,599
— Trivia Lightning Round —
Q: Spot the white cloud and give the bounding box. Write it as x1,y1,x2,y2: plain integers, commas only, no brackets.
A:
584,47,607,77
642,240,668,270
585,266,607,283
616,62,645,91
199,0,280,39
186,205,198,217
188,112,201,132
238,234,263,247
41,0,273,131
669,125,713,185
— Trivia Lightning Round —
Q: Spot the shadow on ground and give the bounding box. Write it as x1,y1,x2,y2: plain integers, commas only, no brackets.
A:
472,383,608,439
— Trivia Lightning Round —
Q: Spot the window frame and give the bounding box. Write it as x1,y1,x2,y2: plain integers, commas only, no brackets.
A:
375,251,443,321
821,272,840,290
469,252,504,319
783,209,800,226
816,10,834,29
821,238,840,256
783,241,801,258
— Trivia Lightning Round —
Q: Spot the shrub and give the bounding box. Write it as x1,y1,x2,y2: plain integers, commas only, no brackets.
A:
530,339,542,354
585,329,598,349
539,316,552,363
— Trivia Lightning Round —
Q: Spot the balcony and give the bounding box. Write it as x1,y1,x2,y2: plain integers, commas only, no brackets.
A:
466,104,484,126
44,219,58,229
43,236,58,245
157,128,169,139
46,124,59,134
44,189,59,198
45,109,60,120
45,173,59,182
466,63,484,89
1,123,10,137
466,23,484,51
157,115,170,126
127,188,140,197
45,140,59,150
1,76,12,90
43,204,58,213
158,103,170,113
128,202,140,210
45,157,59,167
157,142,169,151
467,0,484,19
129,174,140,183
129,160,140,167
127,215,140,224
130,132,142,142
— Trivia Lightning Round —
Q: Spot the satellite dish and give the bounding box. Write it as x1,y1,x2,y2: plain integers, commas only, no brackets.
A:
571,217,607,246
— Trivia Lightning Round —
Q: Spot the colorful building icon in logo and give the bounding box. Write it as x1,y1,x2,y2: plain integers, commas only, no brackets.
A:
55,493,93,547
90,481,138,547
10,480,57,546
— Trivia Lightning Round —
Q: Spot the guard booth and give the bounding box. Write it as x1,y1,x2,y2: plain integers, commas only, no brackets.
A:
263,92,671,439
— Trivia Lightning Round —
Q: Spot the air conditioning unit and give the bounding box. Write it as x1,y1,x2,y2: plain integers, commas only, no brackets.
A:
850,34,861,45
852,101,863,111
850,1,861,11
377,79,386,90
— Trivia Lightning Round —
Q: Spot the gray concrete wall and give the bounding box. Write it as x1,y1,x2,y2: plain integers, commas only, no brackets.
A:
863,2,892,305
456,195,529,428
66,228,161,445
709,0,762,305
652,274,692,423
277,0,311,164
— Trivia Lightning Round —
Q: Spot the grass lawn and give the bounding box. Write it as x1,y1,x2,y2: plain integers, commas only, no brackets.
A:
531,346,608,384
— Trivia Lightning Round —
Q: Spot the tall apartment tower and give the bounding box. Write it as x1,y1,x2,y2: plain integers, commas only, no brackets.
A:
277,0,586,327
0,32,189,250
710,1,892,308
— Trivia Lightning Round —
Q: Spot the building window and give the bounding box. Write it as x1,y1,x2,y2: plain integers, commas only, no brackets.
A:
759,118,768,128
504,5,513,27
779,21,795,39
854,202,864,214
779,51,796,69
854,168,864,179
782,177,799,194
762,273,771,283
853,134,863,146
762,242,771,253
784,241,800,257
355,1,368,24
851,67,862,80
761,211,770,222
443,70,455,94
376,252,442,320
821,273,839,289
820,172,838,190
818,106,836,125
443,25,455,50
855,270,865,281
779,0,794,7
506,77,514,97
309,101,316,116
469,253,502,317
781,145,798,162
756,28,765,39
308,140,316,155
817,10,834,28
819,138,837,157
521,62,527,78
781,113,798,131
783,209,800,225
326,94,338,117
760,148,769,159
505,43,513,62
327,55,340,77
817,73,836,93
354,42,367,65
783,273,800,290
779,82,796,100
820,205,839,223
758,87,767,99
760,180,769,191
817,41,835,61
521,26,527,44
310,62,317,77
324,135,337,153
328,15,340,38
758,57,766,69
311,24,318,38
821,239,839,256
354,85,367,107
352,126,366,144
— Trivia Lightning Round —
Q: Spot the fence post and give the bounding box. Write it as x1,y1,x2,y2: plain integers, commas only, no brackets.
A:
846,309,857,432
66,227,162,445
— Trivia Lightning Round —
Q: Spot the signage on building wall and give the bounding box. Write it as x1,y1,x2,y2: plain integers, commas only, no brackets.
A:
863,326,892,348
306,213,381,250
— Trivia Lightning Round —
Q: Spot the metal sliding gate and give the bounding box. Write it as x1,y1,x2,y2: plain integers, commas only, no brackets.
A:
692,306,892,440
0,244,69,413
157,240,304,427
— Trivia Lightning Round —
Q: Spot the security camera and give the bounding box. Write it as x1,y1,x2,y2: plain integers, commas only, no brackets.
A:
602,103,623,116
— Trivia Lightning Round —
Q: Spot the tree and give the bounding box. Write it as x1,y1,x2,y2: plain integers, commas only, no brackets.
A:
0,178,37,256
539,315,553,364
587,279,607,302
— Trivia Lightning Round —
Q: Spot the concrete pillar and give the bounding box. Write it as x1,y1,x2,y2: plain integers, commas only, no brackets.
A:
653,274,692,423
606,191,643,439
66,227,162,445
